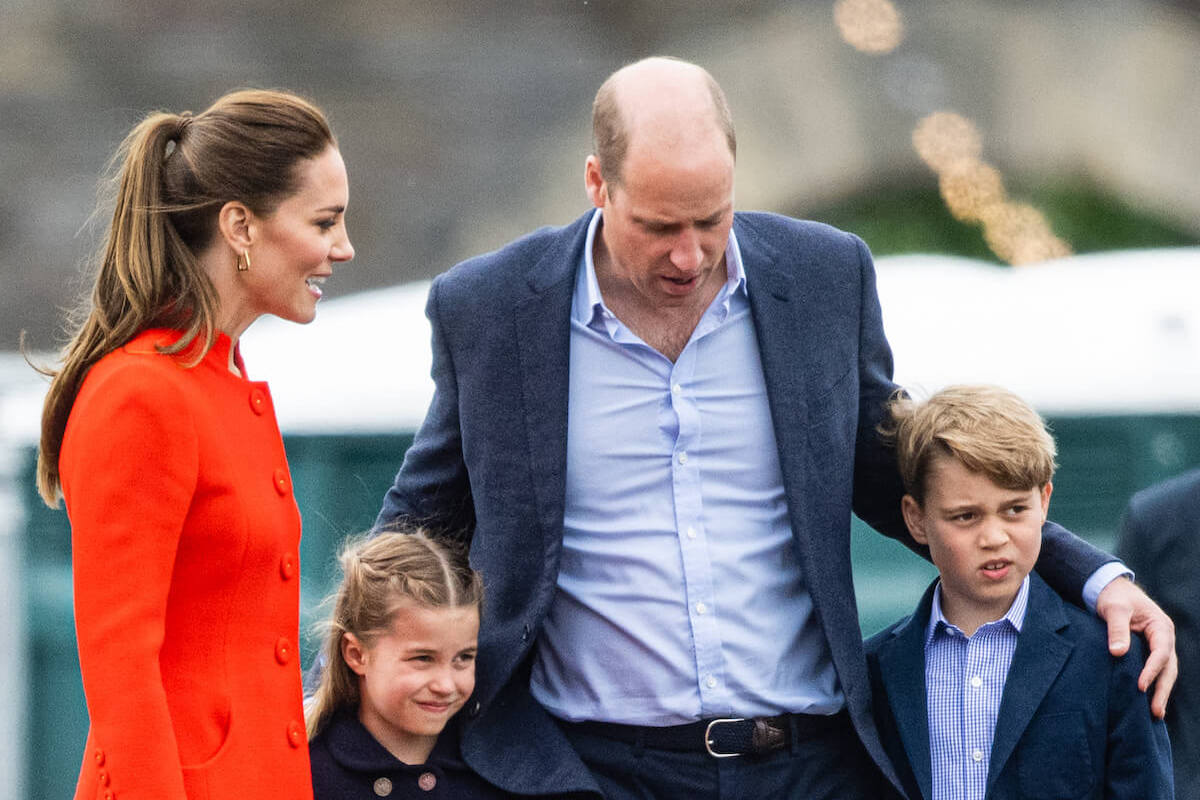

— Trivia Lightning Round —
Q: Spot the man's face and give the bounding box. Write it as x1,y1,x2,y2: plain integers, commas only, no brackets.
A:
586,129,734,316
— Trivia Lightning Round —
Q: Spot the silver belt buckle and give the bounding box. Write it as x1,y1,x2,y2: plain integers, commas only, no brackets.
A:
704,717,746,758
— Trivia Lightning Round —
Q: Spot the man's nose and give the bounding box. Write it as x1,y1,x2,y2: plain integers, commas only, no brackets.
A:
669,227,703,272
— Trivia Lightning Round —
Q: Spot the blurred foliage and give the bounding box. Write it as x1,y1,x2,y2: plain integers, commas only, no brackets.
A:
804,176,1200,263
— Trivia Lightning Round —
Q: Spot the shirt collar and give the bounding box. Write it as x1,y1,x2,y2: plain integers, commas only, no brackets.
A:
925,574,1030,645
574,208,747,327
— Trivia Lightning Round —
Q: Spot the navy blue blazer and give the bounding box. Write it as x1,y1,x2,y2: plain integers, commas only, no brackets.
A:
310,710,517,800
1119,468,1200,799
378,210,1115,797
865,573,1173,800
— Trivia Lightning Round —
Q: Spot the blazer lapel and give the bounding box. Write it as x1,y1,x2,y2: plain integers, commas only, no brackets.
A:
986,575,1073,795
878,584,937,800
513,215,590,595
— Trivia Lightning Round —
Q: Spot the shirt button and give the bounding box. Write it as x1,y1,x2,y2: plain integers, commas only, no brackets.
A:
273,468,290,495
373,777,393,796
970,675,983,688
249,388,267,415
418,772,437,791
695,602,708,615
287,720,304,748
671,383,682,395
275,636,293,665
972,749,984,762
705,675,717,689
686,526,697,539
279,552,297,581
678,451,688,465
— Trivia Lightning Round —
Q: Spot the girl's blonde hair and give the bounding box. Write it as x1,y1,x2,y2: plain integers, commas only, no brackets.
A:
305,531,484,739
37,89,335,506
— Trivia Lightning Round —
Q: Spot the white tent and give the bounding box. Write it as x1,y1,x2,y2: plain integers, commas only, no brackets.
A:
3,247,1199,443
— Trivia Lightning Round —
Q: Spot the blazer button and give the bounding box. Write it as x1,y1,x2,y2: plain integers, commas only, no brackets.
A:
275,636,293,665
286,720,304,748
279,552,297,581
248,388,268,415
273,468,290,496
467,700,481,718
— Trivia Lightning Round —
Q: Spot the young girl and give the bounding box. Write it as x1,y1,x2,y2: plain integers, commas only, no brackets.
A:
307,532,514,799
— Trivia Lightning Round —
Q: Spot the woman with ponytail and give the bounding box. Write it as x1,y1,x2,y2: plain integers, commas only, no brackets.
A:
37,89,354,800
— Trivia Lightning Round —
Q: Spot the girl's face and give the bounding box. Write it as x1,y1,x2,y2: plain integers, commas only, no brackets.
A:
343,602,479,764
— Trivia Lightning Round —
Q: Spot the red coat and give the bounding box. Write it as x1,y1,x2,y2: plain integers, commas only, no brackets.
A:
60,329,313,800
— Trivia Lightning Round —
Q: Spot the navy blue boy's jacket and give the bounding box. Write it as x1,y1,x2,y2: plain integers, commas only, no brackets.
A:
309,709,517,800
864,572,1173,799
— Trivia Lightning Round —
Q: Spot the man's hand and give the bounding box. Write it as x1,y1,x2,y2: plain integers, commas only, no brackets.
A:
1095,576,1177,718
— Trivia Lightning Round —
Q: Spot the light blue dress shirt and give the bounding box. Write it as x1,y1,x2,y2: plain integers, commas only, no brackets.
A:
530,210,842,724
924,577,1030,800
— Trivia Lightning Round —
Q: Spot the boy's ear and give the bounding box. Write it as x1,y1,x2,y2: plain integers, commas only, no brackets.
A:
901,494,929,545
1039,481,1053,520
341,632,369,677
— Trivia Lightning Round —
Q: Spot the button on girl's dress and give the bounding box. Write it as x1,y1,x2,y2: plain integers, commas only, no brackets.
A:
373,777,393,796
418,772,437,791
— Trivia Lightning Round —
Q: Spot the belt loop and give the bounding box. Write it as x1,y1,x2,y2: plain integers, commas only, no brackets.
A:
788,713,802,756
632,724,647,758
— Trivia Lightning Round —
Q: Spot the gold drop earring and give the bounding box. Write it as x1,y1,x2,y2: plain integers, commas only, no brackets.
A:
236,250,252,272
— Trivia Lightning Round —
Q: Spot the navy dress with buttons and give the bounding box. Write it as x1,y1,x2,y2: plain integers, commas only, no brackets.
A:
310,709,517,799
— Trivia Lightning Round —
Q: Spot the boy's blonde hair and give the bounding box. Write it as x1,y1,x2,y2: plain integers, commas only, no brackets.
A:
305,530,484,739
883,385,1056,505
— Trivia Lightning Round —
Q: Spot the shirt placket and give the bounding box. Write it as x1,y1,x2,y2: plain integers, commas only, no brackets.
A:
962,631,991,799
668,341,727,713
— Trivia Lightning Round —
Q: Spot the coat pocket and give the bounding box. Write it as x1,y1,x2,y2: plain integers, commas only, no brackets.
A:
1016,710,1095,799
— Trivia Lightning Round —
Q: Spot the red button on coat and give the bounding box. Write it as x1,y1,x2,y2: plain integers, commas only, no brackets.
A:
279,553,297,581
94,749,106,766
98,770,111,786
287,720,304,748
275,636,292,665
249,388,267,415
273,468,290,496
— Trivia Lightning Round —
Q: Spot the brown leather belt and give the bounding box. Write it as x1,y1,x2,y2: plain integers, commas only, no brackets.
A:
561,711,846,758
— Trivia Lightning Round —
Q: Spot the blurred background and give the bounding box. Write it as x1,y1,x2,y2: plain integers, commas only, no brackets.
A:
1,0,1198,796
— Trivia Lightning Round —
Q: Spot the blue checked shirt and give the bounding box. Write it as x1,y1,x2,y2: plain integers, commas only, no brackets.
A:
924,576,1030,800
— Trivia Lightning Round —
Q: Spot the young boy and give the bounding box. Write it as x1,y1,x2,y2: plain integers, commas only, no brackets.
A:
865,385,1173,800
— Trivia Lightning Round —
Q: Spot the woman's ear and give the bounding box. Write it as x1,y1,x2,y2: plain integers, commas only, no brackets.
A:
901,494,929,545
341,632,369,677
216,200,254,253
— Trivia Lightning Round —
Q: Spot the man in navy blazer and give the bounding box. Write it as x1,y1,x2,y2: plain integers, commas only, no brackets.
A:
376,57,1175,798
1119,468,1200,799
865,574,1173,800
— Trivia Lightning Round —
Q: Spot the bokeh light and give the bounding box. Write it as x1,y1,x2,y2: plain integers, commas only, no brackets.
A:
981,203,1073,265
938,160,1006,222
912,112,982,172
833,0,904,55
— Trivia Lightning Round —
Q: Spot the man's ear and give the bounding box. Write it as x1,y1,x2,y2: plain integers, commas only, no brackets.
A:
584,155,608,209
901,494,929,545
216,200,255,253
341,632,369,677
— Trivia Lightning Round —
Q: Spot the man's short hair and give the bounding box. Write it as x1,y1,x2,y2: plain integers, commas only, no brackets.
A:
883,385,1057,505
591,57,737,186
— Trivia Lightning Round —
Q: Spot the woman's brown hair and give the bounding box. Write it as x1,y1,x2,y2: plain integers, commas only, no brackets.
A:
37,89,334,505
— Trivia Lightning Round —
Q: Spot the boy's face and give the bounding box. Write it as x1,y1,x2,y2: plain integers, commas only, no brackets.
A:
902,456,1051,633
